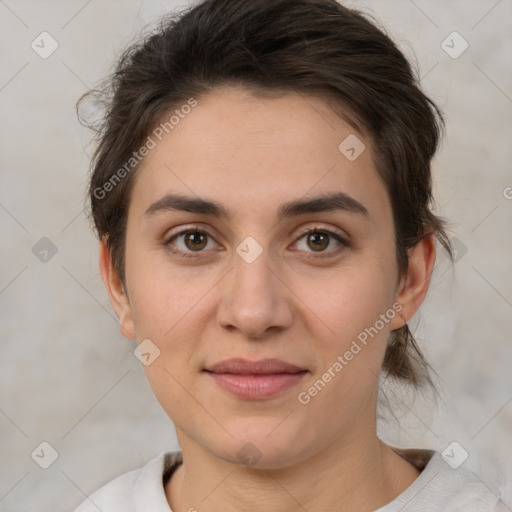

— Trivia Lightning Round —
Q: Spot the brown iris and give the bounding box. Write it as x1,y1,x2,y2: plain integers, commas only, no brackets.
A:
307,231,329,251
184,230,208,251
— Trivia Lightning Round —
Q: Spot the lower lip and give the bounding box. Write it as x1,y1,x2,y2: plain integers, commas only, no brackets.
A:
206,371,307,400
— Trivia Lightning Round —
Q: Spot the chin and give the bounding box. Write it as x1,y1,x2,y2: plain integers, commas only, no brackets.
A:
204,422,310,470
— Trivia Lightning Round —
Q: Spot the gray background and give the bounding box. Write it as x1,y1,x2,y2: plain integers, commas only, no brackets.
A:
1,0,511,510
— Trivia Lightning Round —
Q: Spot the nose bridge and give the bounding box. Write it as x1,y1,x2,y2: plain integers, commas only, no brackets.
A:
217,237,293,338
234,241,274,300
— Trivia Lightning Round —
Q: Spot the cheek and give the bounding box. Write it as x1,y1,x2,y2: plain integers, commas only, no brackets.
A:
125,253,222,391
126,263,209,412
125,244,212,337
293,258,398,405
297,259,398,345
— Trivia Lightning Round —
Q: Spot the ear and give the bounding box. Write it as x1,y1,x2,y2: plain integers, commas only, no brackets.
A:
390,233,436,330
99,239,136,339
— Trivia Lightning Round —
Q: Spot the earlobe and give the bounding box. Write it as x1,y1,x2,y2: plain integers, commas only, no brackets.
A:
389,233,436,331
98,239,136,339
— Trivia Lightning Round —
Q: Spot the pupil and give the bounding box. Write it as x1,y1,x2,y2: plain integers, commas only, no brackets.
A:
309,232,328,251
186,231,206,250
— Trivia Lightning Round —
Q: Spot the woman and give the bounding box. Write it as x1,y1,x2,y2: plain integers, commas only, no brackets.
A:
75,0,506,510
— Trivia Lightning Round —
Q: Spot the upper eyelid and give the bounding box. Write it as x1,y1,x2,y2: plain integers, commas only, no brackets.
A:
164,224,220,243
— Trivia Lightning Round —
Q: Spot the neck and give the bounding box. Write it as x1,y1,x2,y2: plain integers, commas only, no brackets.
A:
166,429,420,512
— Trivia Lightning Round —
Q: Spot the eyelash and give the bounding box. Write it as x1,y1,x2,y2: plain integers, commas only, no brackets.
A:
163,226,349,260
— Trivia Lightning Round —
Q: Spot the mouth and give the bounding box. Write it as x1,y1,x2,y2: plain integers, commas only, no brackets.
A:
203,358,308,400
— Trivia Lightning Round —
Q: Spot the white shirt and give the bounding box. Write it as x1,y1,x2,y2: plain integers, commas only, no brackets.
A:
74,449,507,511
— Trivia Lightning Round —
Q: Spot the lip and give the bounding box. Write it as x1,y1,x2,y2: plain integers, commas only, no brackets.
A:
206,357,306,374
204,358,308,400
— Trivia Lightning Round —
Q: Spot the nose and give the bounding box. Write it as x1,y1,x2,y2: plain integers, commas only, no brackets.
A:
216,243,294,339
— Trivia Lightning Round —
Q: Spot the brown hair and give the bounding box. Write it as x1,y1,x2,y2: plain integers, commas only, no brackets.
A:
78,0,453,388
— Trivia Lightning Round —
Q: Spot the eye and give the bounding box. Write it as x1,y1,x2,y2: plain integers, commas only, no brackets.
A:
164,228,218,258
164,226,348,259
292,227,348,256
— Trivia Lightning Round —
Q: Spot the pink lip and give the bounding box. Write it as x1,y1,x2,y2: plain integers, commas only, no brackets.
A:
204,358,308,400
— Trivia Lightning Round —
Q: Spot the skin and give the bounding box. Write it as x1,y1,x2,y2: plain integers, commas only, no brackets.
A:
100,85,436,512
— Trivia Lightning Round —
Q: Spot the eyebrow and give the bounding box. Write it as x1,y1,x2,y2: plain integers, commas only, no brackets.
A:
144,191,368,220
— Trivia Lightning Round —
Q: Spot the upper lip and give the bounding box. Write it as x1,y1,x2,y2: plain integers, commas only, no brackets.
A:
205,358,306,375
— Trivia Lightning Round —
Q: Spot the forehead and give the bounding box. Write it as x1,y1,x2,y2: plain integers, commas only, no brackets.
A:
130,86,389,221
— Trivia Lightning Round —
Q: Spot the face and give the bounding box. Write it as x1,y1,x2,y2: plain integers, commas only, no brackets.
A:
101,86,432,469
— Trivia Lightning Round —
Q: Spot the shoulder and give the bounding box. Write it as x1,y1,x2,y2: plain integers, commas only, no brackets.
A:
379,449,507,512
73,450,183,512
